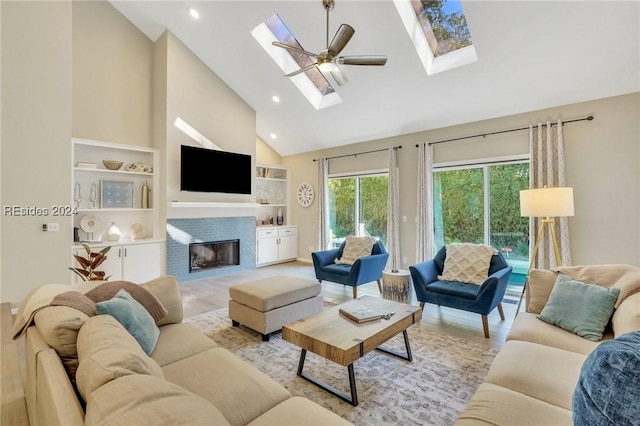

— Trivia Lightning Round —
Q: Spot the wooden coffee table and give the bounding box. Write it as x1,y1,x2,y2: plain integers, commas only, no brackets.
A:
282,295,422,406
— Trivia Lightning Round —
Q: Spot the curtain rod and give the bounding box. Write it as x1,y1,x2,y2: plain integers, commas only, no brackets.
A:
312,145,402,162
414,115,594,147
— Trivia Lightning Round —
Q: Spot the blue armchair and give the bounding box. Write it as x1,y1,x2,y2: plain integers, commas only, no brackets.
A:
409,246,512,338
312,240,389,298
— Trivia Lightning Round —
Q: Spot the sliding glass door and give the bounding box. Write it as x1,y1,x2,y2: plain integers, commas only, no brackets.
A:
328,173,388,247
433,161,529,283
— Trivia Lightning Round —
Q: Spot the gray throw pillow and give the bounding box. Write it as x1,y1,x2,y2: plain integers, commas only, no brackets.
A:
538,274,620,341
95,289,160,355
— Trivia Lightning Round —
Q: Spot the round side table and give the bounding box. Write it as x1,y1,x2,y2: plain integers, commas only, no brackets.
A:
382,269,411,303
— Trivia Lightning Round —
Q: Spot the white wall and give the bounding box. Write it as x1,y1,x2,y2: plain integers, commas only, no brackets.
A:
1,1,73,304
72,1,153,147
285,93,640,268
162,32,256,206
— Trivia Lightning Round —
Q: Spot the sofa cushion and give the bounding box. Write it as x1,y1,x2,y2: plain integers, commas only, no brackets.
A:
33,305,90,380
96,289,160,355
247,397,352,426
484,340,586,410
150,323,217,367
438,243,496,285
454,383,573,426
506,312,608,355
141,276,183,326
525,269,559,314
335,235,376,265
85,374,230,426
86,280,167,323
162,347,291,426
538,275,619,341
612,292,640,337
76,315,164,403
572,331,640,426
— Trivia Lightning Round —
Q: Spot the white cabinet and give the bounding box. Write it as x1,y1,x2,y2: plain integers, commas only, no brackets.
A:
73,241,163,283
71,138,164,282
256,226,298,266
255,164,289,226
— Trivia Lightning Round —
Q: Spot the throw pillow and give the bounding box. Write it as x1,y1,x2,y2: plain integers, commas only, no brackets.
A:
95,289,160,355
538,274,620,341
438,243,496,285
85,280,168,323
572,331,640,426
335,236,377,265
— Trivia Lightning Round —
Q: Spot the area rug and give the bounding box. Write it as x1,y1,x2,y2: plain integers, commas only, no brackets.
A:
184,309,499,426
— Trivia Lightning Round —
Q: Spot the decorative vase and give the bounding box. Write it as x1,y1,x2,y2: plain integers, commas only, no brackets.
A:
276,208,284,226
106,222,121,241
141,181,150,208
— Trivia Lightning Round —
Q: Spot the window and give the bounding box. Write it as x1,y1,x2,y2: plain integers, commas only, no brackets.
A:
328,173,389,248
251,14,342,109
433,160,529,285
394,0,477,75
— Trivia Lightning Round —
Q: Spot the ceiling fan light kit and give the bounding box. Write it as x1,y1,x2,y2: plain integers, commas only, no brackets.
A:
272,0,387,87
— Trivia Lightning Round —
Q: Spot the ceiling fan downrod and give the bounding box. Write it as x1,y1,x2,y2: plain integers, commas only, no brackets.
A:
323,0,335,49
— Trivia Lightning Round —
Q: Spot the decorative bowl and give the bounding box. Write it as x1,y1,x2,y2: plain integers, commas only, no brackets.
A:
103,160,123,170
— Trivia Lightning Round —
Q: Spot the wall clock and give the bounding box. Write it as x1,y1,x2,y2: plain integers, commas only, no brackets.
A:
296,182,314,207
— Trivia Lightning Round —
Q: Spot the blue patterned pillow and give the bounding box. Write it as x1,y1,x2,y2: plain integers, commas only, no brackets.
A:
538,274,620,341
96,288,160,355
573,331,640,425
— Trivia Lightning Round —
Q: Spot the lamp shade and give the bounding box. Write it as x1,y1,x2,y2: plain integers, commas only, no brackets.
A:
520,187,574,217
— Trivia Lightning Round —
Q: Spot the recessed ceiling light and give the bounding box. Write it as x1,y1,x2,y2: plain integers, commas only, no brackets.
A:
189,8,199,19
270,133,277,139
272,95,280,103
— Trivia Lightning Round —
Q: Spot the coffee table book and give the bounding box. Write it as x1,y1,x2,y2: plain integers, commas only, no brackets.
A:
339,306,390,323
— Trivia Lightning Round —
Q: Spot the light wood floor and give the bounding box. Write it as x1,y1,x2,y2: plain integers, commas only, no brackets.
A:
180,260,520,350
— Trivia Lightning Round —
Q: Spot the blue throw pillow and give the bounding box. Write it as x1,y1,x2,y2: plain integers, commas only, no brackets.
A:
538,274,620,341
95,288,160,355
573,331,640,425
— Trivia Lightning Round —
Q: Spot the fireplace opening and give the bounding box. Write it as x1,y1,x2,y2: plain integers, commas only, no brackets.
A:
189,239,240,272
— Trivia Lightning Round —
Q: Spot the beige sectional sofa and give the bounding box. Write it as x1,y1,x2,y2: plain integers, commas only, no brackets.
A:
455,264,640,425
16,276,351,426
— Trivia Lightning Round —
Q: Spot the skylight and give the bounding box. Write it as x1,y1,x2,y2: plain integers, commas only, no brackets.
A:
394,0,477,75
251,14,342,110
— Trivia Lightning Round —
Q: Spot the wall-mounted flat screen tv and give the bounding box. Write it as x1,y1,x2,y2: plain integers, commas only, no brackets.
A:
180,145,252,194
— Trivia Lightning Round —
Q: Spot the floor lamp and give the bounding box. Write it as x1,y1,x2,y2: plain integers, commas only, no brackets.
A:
515,187,575,315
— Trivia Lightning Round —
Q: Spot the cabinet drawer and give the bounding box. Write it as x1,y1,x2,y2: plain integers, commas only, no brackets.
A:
257,228,278,238
278,227,297,237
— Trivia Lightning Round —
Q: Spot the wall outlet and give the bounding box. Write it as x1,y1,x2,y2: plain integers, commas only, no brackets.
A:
308,245,314,252
402,215,407,223
402,256,407,264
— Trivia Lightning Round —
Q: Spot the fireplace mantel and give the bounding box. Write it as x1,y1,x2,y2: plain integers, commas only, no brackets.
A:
167,202,261,219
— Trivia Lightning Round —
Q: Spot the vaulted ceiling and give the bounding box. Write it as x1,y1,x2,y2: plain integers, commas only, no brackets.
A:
111,1,640,156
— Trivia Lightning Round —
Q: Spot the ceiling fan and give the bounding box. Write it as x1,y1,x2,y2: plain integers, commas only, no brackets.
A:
272,0,387,86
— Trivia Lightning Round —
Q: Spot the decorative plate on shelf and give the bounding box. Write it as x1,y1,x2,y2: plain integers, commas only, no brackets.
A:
296,182,314,207
101,180,133,208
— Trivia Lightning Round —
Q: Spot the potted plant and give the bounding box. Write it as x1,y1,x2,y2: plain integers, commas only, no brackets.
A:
70,244,111,281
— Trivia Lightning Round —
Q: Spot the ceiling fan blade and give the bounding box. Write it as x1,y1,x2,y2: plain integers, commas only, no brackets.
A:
327,24,355,56
339,55,388,66
272,41,318,58
329,66,348,86
285,63,319,78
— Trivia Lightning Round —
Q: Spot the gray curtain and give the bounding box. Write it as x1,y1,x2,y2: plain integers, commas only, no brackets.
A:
529,120,573,268
386,147,400,270
415,143,434,263
316,158,330,250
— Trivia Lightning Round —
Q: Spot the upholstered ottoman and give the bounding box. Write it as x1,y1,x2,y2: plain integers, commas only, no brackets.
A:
229,276,323,341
